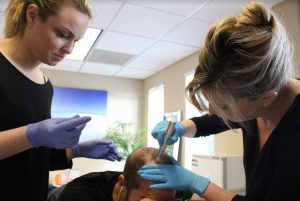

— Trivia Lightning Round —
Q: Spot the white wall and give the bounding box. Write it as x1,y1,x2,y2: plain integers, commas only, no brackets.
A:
273,0,300,76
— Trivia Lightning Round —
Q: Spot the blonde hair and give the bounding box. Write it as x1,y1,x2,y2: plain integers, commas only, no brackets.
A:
186,1,294,122
5,0,92,38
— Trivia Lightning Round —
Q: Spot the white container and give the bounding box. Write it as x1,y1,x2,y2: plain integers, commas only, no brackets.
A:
192,154,245,194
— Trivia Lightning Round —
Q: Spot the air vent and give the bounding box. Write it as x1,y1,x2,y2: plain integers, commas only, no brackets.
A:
86,49,135,66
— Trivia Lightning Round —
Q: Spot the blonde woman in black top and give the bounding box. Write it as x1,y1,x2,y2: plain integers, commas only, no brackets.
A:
139,1,300,201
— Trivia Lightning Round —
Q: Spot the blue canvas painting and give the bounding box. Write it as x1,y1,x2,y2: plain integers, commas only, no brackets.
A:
52,86,108,142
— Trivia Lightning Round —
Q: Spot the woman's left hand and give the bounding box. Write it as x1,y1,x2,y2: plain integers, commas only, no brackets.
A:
72,140,122,161
138,156,210,196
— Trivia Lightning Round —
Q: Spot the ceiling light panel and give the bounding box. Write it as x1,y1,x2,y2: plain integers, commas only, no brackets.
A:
80,61,122,76
108,3,184,38
96,31,155,55
163,18,211,47
116,67,156,79
127,41,198,71
128,0,208,16
66,27,102,61
89,0,124,29
41,59,83,72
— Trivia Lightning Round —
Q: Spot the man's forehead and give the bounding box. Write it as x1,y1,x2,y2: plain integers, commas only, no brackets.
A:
128,181,176,201
139,198,179,201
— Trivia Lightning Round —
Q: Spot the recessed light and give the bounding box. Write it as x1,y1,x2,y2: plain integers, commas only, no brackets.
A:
66,27,102,61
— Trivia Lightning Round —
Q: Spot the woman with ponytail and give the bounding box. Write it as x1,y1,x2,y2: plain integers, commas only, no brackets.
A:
139,1,300,201
0,1,121,200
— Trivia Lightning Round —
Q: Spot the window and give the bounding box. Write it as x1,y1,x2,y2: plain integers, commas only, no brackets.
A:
184,71,214,170
147,84,164,148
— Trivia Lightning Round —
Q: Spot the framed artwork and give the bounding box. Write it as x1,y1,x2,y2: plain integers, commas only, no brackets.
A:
51,86,108,142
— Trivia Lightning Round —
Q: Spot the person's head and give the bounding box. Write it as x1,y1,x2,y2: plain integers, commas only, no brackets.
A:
186,1,294,123
4,0,92,65
115,147,176,201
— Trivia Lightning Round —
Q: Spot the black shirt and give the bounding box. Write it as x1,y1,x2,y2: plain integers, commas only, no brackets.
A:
58,171,121,201
191,94,300,201
0,53,71,201
58,171,193,201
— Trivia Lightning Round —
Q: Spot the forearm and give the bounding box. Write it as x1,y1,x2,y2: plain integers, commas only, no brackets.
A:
0,126,32,160
182,119,197,137
66,147,75,161
202,183,235,201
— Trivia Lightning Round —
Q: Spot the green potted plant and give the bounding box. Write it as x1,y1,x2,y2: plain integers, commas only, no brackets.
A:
103,121,147,159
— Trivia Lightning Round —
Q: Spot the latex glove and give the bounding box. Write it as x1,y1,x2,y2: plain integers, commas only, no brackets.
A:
138,156,210,196
72,139,122,161
151,120,186,146
26,115,91,149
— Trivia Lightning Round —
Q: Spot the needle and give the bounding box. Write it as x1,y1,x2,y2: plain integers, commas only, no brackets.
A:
156,121,176,161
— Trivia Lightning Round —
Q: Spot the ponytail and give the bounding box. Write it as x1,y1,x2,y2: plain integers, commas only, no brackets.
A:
5,0,28,38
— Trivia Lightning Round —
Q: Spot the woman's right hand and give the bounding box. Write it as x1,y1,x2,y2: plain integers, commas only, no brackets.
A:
26,115,91,149
151,120,186,146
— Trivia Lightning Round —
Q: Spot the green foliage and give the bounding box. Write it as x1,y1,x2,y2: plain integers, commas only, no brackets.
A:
103,122,147,159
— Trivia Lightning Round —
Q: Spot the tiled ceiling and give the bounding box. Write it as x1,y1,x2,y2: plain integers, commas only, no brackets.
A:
0,0,285,79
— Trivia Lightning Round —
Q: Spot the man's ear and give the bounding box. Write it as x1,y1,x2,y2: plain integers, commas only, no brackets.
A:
118,174,125,186
26,4,39,25
261,91,278,107
117,174,126,200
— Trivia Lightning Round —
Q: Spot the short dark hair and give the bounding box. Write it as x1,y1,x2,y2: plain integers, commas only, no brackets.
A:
123,147,171,196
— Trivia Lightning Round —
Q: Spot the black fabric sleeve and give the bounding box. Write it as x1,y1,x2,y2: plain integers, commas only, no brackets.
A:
232,195,253,201
190,114,240,137
175,190,193,200
58,179,96,201
49,149,72,171
58,171,118,201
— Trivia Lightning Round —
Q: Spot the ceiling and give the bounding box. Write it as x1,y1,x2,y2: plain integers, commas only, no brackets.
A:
0,0,285,80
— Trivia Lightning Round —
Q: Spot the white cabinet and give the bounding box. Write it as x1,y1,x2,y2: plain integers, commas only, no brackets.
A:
192,154,245,194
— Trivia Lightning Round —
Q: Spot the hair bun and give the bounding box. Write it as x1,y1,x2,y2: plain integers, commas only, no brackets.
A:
238,1,275,29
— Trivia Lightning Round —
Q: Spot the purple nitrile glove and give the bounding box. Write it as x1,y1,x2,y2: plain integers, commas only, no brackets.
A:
26,115,91,149
72,139,122,161
138,156,210,197
151,120,186,146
